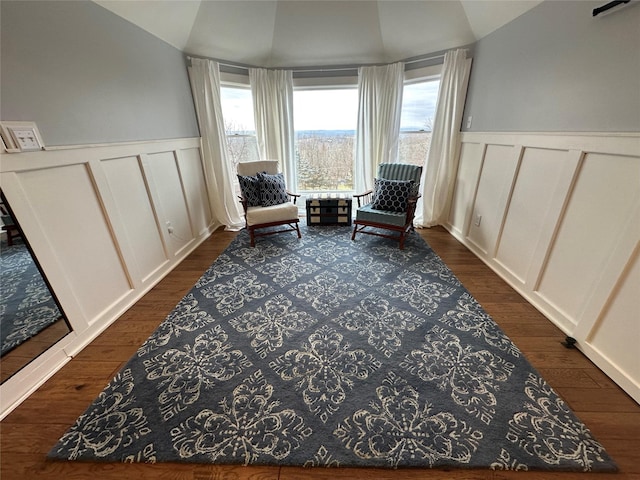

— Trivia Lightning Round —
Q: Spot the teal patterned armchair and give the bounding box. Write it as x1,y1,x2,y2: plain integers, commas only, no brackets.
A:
351,163,423,249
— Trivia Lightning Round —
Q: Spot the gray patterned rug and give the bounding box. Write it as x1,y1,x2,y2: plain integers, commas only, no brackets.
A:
1,239,62,355
48,226,616,471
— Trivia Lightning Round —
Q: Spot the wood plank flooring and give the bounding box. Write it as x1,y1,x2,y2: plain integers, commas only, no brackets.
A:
2,227,638,480
1,318,70,383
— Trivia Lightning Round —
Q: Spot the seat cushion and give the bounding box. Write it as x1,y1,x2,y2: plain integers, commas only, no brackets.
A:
258,172,289,206
246,202,299,226
371,178,411,212
355,204,407,227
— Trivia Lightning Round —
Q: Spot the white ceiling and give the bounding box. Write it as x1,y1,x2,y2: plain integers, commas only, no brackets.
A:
93,0,543,67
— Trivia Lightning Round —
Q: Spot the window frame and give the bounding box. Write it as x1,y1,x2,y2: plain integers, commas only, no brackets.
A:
220,80,259,167
398,68,441,166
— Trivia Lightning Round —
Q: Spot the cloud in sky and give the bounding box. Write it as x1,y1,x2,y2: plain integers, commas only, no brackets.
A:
401,80,440,131
221,86,255,131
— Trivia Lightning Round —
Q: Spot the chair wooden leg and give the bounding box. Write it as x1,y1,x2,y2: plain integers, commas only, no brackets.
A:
295,223,301,239
249,227,256,247
351,225,358,241
399,231,406,250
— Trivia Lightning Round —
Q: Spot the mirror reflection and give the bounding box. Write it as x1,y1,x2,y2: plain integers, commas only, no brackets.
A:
1,191,71,383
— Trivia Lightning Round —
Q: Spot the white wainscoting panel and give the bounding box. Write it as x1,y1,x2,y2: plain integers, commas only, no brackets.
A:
100,155,169,284
447,132,640,404
15,164,133,323
466,144,519,256
0,137,217,419
584,242,640,399
449,142,484,238
536,152,640,328
495,147,567,286
177,148,213,239
144,151,194,258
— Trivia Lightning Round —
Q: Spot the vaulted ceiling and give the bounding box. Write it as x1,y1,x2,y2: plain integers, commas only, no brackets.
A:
93,0,543,67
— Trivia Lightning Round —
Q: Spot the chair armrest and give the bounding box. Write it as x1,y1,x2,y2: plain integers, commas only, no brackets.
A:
354,190,374,208
238,195,248,212
287,191,301,205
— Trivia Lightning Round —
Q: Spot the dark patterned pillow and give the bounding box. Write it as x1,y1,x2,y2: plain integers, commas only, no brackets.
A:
371,178,411,213
258,172,289,206
237,174,262,207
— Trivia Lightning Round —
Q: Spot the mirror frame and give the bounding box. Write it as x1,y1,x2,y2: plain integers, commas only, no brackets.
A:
1,189,72,383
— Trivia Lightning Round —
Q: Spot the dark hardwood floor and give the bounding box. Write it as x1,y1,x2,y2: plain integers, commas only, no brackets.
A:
2,226,638,480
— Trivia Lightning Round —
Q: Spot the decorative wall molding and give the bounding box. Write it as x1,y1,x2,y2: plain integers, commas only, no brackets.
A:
447,131,640,404
0,137,218,419
459,131,640,156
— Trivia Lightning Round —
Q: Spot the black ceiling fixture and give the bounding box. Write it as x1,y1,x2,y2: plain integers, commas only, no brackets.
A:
592,0,631,16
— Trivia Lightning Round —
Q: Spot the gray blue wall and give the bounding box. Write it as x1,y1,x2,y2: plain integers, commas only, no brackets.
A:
3,1,637,141
463,0,640,132
1,1,199,146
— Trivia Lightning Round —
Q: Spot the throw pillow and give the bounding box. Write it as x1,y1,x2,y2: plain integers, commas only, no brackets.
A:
237,174,262,207
371,178,411,213
258,172,289,206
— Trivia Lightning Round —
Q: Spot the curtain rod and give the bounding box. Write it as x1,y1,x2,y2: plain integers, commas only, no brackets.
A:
187,50,449,74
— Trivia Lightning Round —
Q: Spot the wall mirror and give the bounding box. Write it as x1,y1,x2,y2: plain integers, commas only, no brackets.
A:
0,190,71,383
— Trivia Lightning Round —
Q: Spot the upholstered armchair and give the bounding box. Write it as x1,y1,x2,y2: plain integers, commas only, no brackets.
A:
237,160,301,247
351,163,423,249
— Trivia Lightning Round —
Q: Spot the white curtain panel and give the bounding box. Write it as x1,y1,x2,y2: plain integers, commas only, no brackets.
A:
249,68,297,190
354,62,404,193
188,58,244,230
415,49,471,228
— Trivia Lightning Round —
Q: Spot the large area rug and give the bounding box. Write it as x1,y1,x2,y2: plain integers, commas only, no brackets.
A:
1,239,62,355
49,226,616,471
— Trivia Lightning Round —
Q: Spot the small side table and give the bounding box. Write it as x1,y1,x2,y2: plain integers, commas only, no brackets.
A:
306,193,352,226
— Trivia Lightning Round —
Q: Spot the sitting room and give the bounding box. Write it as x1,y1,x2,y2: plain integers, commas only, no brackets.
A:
1,1,638,478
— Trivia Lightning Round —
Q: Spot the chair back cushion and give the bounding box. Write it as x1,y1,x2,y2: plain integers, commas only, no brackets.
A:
378,163,422,197
237,160,279,176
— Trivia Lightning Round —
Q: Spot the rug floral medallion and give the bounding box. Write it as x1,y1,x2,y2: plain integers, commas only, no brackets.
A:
49,226,617,472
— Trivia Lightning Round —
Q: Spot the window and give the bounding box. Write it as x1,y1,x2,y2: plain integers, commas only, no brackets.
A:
221,77,438,187
398,79,440,166
220,86,259,167
293,88,358,192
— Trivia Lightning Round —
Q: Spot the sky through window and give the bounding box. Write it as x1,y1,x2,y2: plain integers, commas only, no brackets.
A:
294,89,358,131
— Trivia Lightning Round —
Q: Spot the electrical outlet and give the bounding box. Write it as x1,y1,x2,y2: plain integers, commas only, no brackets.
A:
474,214,482,227
466,116,473,129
